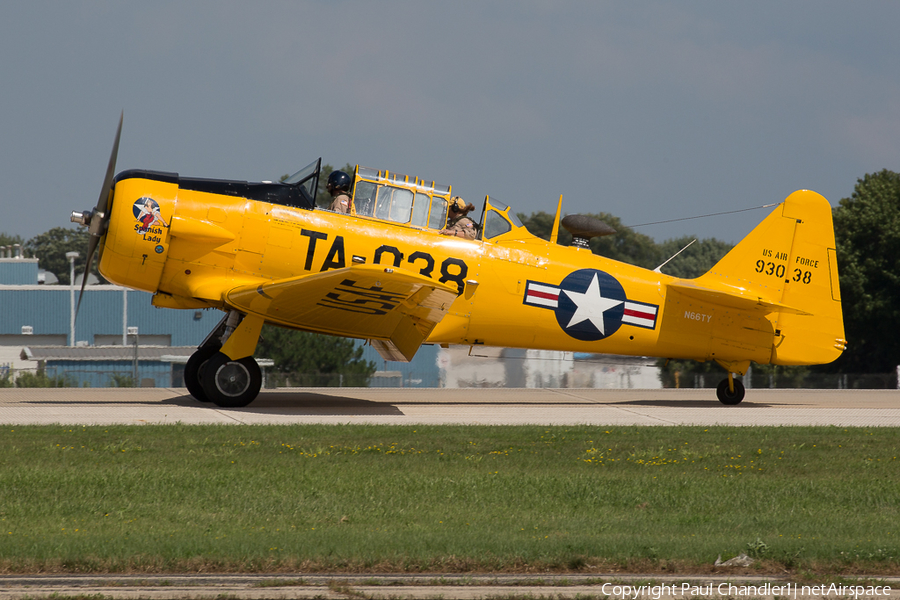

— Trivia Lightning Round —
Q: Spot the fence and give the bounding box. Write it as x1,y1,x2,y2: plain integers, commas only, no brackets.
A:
0,366,441,389
2,364,898,390
0,366,170,389
677,370,898,390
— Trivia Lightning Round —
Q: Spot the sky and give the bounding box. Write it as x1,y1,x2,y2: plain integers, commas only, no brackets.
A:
2,1,899,245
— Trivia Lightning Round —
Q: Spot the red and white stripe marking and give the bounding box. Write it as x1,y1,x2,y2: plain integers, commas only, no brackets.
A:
622,302,658,328
524,282,560,308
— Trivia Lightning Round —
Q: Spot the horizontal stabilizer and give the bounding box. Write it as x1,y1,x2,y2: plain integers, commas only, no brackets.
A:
667,280,812,316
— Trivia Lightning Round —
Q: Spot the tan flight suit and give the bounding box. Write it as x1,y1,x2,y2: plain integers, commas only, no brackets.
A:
329,192,351,214
443,215,477,239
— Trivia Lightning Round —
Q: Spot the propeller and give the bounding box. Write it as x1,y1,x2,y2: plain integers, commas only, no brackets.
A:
560,214,616,248
70,111,123,318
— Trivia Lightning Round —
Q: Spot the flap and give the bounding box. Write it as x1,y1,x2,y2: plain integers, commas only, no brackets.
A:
225,264,458,361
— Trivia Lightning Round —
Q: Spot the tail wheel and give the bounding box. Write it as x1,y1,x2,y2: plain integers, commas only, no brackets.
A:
201,353,262,408
184,345,221,402
716,378,745,405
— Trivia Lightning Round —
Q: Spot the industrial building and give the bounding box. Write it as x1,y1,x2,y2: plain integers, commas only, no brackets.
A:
0,253,212,387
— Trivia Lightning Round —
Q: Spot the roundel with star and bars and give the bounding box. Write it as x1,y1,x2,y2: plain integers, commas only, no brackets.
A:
522,268,659,342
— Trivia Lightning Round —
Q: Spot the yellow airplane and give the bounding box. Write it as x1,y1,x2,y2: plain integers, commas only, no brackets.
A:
71,115,845,407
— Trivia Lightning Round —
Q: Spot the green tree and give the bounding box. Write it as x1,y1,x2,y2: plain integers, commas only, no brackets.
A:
15,369,72,388
0,232,24,249
518,212,734,277
517,211,659,268
108,373,135,388
254,325,376,387
24,227,103,285
516,211,558,241
653,236,734,279
658,359,810,389
658,359,726,388
825,169,900,374
746,364,810,388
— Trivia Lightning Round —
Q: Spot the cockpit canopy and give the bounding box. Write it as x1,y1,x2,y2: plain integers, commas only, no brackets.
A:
347,166,524,240
302,160,526,241
350,166,452,231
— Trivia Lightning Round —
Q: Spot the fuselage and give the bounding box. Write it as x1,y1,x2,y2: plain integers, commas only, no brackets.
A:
74,117,842,408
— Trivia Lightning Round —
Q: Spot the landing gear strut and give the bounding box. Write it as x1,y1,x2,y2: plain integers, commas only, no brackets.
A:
183,311,265,408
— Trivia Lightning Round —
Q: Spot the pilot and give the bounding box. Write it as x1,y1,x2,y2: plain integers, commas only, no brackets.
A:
326,170,353,214
440,197,477,239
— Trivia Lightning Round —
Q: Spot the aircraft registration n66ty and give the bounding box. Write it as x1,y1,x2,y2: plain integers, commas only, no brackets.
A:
71,115,845,407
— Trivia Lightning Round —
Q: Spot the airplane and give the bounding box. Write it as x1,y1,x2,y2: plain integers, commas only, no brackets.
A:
70,115,845,407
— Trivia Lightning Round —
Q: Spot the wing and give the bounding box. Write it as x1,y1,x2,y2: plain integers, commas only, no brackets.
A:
225,264,458,362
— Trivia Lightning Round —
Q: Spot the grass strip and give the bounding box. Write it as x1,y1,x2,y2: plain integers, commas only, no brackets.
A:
0,424,897,574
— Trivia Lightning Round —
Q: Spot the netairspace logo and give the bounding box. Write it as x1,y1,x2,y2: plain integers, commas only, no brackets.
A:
599,583,892,599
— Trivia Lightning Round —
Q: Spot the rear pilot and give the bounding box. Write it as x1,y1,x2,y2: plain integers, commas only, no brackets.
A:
441,197,477,239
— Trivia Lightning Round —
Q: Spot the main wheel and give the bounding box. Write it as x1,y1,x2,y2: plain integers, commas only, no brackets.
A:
716,378,745,405
184,345,220,402
201,353,262,408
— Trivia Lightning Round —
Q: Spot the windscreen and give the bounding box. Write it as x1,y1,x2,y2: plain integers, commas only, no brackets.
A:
282,158,322,205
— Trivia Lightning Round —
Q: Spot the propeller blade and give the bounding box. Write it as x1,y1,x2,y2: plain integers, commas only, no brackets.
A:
76,112,123,321
75,234,100,318
96,111,123,214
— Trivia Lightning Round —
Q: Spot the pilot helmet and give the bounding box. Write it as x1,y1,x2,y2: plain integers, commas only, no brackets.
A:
326,170,352,194
449,196,467,212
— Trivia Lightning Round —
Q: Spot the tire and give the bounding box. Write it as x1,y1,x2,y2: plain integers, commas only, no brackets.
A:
201,353,262,408
184,345,220,402
716,378,745,405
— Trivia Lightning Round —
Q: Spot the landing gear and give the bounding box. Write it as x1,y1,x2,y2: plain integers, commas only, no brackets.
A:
184,310,266,408
716,376,745,405
200,353,262,408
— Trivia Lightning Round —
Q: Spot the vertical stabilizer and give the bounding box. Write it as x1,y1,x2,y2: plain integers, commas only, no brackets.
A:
697,190,845,366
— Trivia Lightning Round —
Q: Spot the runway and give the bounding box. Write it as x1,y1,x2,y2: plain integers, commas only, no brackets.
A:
0,387,898,426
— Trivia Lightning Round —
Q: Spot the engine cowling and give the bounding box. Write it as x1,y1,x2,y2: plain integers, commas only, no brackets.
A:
98,172,176,295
